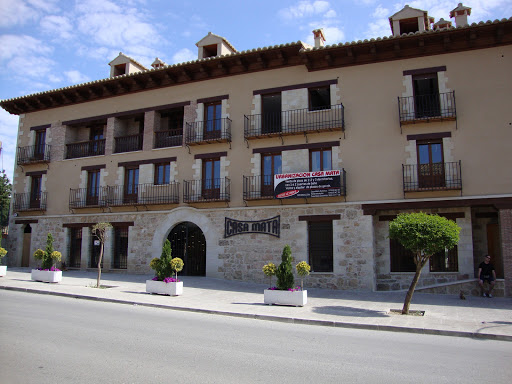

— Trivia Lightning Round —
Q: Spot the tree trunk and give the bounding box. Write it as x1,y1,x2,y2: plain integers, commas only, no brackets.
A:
97,243,103,288
402,255,429,315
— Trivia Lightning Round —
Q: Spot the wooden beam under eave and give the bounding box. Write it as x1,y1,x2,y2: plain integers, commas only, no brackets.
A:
276,50,288,65
198,64,210,77
164,71,176,83
77,88,92,100
257,53,268,68
217,62,228,75
236,58,248,71
325,53,333,66
133,76,149,90
181,68,192,81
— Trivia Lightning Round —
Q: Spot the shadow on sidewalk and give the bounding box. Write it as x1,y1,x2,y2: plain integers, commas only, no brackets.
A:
312,305,390,318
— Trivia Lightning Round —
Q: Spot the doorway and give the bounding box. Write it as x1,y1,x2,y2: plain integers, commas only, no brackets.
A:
167,222,206,276
22,224,32,267
487,223,503,278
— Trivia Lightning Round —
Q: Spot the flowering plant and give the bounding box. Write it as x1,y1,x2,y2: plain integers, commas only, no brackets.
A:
33,233,62,270
0,247,7,265
152,276,179,283
268,285,302,292
150,240,185,282
39,266,61,272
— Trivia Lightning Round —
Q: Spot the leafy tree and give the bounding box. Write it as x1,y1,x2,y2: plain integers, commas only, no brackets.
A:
276,245,294,290
389,212,460,314
0,171,11,229
92,222,113,288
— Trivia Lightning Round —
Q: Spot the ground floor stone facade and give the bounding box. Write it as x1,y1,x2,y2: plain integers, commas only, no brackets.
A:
4,201,510,295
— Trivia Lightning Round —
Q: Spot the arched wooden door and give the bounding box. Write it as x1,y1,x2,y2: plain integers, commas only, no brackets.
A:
167,222,206,276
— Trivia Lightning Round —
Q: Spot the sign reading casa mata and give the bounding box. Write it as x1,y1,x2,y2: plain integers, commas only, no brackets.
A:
224,216,280,238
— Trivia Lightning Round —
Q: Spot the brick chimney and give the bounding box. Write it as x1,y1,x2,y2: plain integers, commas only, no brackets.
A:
450,3,471,27
313,29,325,48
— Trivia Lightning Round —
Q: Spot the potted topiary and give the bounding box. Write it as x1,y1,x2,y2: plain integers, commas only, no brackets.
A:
263,245,309,307
0,247,7,277
146,239,184,296
31,233,62,283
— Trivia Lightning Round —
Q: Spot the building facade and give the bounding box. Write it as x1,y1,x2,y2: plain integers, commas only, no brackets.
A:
2,5,512,296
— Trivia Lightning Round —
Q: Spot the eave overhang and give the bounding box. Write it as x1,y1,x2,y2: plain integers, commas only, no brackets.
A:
1,18,511,116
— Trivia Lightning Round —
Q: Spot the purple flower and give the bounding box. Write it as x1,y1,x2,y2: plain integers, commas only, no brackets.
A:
163,277,179,283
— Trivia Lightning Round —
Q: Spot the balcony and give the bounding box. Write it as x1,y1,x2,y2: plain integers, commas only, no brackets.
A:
154,129,183,148
114,134,143,153
183,178,230,203
244,104,344,139
69,183,180,209
398,91,456,126
185,118,231,145
17,144,51,165
243,170,347,201
403,161,462,193
66,139,105,159
13,192,47,212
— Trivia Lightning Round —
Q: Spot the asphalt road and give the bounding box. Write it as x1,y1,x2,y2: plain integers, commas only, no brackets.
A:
1,290,511,384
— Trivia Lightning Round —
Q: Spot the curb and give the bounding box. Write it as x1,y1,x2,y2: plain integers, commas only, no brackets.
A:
2,285,511,342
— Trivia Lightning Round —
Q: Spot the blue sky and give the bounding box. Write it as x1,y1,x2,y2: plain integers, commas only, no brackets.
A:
1,0,510,182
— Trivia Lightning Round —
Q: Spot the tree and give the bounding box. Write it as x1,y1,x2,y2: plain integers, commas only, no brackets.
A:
92,222,113,288
276,245,294,290
389,212,460,314
0,171,12,229
33,233,62,270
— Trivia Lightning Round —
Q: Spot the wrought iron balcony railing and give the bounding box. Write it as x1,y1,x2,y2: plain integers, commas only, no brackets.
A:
13,192,47,211
243,170,347,200
244,104,344,139
183,178,230,203
403,161,462,192
154,129,183,148
185,118,231,145
17,144,51,165
66,139,106,159
69,183,180,209
114,134,143,153
398,91,456,125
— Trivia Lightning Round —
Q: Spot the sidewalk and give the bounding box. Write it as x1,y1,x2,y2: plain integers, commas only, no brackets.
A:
1,268,511,341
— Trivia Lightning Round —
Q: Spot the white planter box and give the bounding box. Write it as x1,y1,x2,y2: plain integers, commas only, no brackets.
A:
31,269,62,283
264,289,307,306
0,265,6,277
146,280,183,296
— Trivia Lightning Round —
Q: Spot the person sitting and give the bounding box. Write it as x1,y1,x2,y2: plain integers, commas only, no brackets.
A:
478,255,496,298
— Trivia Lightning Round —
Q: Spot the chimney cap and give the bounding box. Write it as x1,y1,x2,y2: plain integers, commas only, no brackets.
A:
450,3,472,18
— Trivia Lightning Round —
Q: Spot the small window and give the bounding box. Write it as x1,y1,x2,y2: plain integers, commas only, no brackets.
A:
114,64,126,76
399,18,420,34
154,163,170,185
390,238,416,272
203,44,218,58
430,246,458,272
308,220,333,272
309,86,331,111
310,148,332,171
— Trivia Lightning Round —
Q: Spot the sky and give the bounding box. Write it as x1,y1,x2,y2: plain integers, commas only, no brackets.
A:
1,0,511,183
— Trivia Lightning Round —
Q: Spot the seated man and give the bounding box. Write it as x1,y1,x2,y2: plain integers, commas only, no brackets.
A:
478,255,496,298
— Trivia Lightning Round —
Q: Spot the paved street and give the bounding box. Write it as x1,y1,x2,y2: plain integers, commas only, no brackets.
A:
1,290,512,384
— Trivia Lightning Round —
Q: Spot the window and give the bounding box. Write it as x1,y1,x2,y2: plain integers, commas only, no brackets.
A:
89,125,105,155
86,170,100,205
309,86,331,111
113,226,128,269
68,228,82,268
399,18,420,34
124,167,139,204
90,231,102,268
202,158,220,199
390,238,459,273
413,73,440,118
310,148,332,171
154,163,170,185
34,130,46,160
417,140,444,188
430,246,458,272
261,93,282,134
114,64,126,76
308,220,333,272
30,175,42,209
203,44,218,58
261,153,281,197
390,238,416,272
204,102,222,139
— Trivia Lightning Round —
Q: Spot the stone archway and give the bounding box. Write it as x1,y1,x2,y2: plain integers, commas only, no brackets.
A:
168,222,206,276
